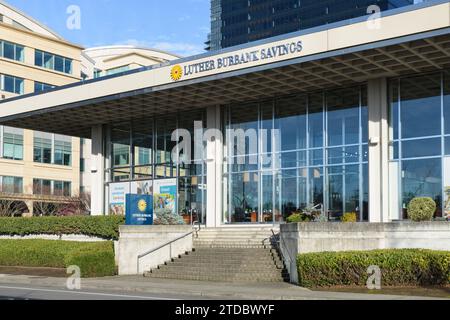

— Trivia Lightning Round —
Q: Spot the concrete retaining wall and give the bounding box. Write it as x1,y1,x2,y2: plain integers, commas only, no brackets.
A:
118,225,193,276
280,222,450,283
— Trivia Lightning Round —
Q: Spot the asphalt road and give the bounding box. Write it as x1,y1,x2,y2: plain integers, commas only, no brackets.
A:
0,283,209,300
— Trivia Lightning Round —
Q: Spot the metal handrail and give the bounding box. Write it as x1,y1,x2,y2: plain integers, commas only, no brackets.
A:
136,223,201,274
271,229,295,265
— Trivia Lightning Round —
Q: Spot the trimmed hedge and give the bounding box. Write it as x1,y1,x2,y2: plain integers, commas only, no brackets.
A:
0,216,125,240
297,249,450,288
0,239,115,277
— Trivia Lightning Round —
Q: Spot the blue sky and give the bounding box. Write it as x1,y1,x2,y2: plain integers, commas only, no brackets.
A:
6,0,210,56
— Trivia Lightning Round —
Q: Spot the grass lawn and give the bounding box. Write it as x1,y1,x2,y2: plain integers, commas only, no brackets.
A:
0,239,116,278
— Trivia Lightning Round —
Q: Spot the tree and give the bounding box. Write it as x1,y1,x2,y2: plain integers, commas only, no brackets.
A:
0,200,27,217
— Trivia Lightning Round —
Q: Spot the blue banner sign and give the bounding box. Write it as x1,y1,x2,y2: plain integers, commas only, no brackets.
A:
125,194,154,225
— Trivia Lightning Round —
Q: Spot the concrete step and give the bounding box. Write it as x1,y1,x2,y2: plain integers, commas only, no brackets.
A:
156,265,285,272
145,269,288,278
194,245,273,249
144,273,287,282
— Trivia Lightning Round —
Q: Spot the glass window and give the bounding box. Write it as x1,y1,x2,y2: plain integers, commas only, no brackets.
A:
1,74,24,94
35,50,43,66
63,181,71,197
3,41,14,60
275,95,307,151
1,176,22,194
54,137,72,166
402,158,442,218
3,127,23,160
308,93,324,148
444,72,450,135
54,181,63,196
65,58,72,74
327,88,360,146
54,56,64,73
446,137,450,156
34,81,54,93
402,138,441,159
3,74,14,93
105,65,130,76
361,86,368,144
34,49,72,74
400,73,441,139
229,172,259,223
15,45,24,62
229,103,259,155
33,179,52,195
34,135,52,164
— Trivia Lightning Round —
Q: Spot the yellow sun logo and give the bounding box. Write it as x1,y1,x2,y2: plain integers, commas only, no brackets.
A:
170,65,183,81
138,199,147,212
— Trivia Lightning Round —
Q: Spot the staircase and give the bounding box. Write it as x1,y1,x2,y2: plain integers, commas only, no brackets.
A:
144,227,289,283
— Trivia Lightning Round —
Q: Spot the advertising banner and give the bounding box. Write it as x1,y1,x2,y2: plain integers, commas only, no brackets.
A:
109,180,153,215
153,179,177,214
109,182,130,215
125,194,154,225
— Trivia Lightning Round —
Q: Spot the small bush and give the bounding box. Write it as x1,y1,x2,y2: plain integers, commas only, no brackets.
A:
408,197,436,222
154,208,185,225
0,240,116,278
341,212,357,222
0,216,125,240
64,242,116,278
287,213,303,223
297,249,450,288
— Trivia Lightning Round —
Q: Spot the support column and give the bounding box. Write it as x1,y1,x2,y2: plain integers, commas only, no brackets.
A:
367,78,390,222
206,106,223,228
91,125,105,216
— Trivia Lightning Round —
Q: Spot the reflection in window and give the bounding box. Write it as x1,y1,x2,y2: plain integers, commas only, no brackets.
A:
0,73,24,94
0,40,24,62
1,176,23,194
389,72,448,219
35,49,72,74
400,74,441,139
34,133,53,164
223,85,368,223
3,127,23,160
402,159,442,218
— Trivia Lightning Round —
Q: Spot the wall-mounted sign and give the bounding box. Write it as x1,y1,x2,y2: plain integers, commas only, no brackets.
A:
125,194,154,225
109,180,153,215
109,182,130,215
170,40,303,82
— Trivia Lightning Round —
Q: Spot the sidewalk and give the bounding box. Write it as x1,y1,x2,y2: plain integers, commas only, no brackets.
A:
0,274,446,300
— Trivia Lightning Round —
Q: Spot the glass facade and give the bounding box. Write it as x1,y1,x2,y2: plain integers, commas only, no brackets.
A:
389,71,450,219
209,0,415,50
107,110,207,223
223,85,368,223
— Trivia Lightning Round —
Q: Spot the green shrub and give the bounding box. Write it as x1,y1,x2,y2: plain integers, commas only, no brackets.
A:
297,249,450,288
0,239,116,277
64,242,116,278
341,212,357,222
0,216,125,240
286,213,303,223
408,197,436,221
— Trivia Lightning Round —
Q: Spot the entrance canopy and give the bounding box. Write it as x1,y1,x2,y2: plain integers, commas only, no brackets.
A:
1,1,450,138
